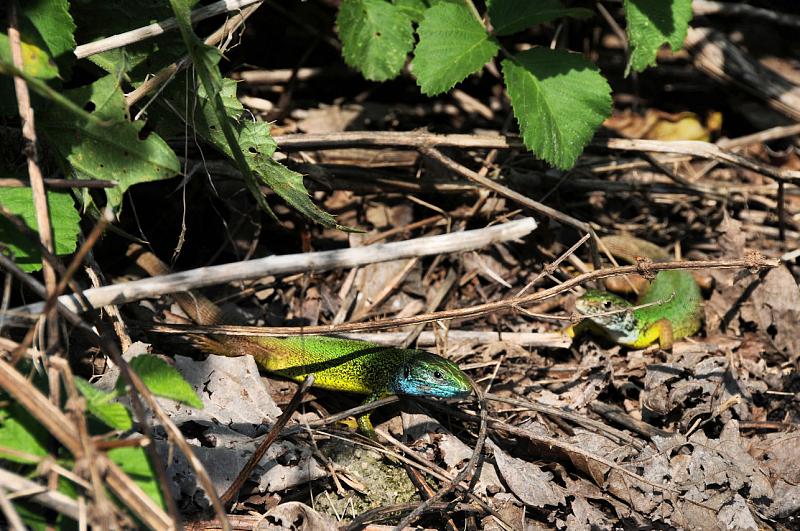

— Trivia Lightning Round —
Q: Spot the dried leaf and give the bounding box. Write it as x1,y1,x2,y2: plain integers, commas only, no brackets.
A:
488,440,566,508
263,502,337,531
748,432,800,518
746,266,800,359
158,355,282,436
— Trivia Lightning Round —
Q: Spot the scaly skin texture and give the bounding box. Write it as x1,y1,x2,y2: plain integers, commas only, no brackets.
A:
566,237,704,349
195,335,472,433
127,244,472,435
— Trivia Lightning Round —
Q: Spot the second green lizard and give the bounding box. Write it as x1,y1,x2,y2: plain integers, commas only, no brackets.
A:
566,235,703,349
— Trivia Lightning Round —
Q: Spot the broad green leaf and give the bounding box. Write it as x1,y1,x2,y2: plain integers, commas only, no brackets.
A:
39,75,180,210
0,34,58,117
392,0,429,23
19,0,76,76
120,355,203,409
0,404,49,464
502,48,612,169
624,0,692,74
337,0,415,81
109,446,165,509
0,1,72,116
488,0,593,36
412,2,499,96
108,446,154,477
0,188,81,272
74,377,133,431
0,34,59,79
258,157,338,226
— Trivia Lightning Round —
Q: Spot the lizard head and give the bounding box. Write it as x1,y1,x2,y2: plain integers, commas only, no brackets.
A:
575,289,640,345
391,352,472,399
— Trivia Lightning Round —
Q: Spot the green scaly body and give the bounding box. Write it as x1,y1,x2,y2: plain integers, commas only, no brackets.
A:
193,335,471,433
254,335,412,394
129,244,472,435
568,237,704,349
198,334,469,398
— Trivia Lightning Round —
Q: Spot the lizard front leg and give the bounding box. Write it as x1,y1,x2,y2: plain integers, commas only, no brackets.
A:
355,392,384,438
650,318,674,350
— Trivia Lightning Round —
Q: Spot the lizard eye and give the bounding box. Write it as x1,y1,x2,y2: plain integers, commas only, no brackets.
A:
434,370,443,379
602,300,613,310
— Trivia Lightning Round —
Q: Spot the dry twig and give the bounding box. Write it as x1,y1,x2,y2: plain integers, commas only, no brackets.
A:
147,255,779,336
10,217,537,317
74,0,263,58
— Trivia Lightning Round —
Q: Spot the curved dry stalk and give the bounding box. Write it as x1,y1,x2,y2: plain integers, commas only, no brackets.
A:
148,254,779,337
50,357,115,528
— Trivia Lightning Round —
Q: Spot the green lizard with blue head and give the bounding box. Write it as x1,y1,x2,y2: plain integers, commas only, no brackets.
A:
129,245,472,435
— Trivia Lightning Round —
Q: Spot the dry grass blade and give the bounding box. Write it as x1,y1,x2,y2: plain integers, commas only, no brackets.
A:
0,357,172,529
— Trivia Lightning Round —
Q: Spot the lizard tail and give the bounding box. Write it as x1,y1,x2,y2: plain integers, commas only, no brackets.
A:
186,335,238,357
127,244,275,365
600,235,670,264
126,243,224,326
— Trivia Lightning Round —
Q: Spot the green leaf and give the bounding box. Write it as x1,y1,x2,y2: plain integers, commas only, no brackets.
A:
258,157,339,226
502,48,612,169
337,0,415,81
19,0,76,76
108,446,165,509
0,188,81,272
0,34,59,80
488,0,593,36
412,2,499,96
168,0,283,223
393,0,429,21
0,403,49,464
0,1,74,117
120,355,203,409
39,75,180,210
624,0,692,74
74,377,132,431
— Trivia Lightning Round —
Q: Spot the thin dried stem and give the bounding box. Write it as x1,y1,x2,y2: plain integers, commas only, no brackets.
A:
75,0,263,58
220,375,315,507
7,1,59,351
147,255,779,337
